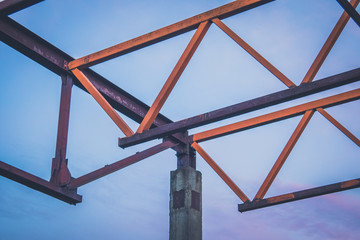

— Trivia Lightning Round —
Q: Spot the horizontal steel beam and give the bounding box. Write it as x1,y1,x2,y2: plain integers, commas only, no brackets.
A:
118,68,360,148
0,16,186,145
192,88,360,142
67,0,274,69
336,0,360,27
0,161,82,205
0,0,43,16
70,141,176,188
238,178,360,212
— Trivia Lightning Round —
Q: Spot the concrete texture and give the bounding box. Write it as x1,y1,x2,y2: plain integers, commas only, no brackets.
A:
169,167,202,240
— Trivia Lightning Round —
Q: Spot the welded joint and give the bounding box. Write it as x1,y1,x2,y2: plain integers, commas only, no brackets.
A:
176,143,196,169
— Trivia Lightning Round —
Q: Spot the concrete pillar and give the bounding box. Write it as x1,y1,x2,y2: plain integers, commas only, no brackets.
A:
170,145,202,240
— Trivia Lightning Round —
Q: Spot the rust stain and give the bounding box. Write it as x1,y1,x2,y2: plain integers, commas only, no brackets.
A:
341,179,359,188
267,193,294,204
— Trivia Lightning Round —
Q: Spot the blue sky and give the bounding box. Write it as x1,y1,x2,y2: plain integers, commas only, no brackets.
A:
1,0,360,239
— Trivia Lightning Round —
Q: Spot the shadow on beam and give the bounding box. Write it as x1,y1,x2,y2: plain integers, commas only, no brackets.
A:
238,178,360,213
0,161,82,205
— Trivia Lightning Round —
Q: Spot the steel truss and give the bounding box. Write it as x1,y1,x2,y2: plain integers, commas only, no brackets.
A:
0,0,359,212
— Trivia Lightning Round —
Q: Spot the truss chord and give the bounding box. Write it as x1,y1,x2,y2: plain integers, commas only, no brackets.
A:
254,110,315,200
192,142,250,202
239,178,360,212
70,141,176,188
336,0,360,27
118,68,360,148
301,0,360,84
0,161,82,205
317,108,360,147
212,18,296,88
0,0,44,16
71,68,134,137
67,0,274,70
191,88,360,143
137,21,211,133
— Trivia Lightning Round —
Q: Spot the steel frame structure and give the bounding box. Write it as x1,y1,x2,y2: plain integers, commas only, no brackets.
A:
1,0,359,214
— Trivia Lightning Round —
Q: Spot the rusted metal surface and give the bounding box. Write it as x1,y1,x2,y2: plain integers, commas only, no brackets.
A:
118,68,360,148
67,0,274,70
176,144,196,169
0,0,43,16
50,75,73,186
1,0,358,212
69,141,176,188
336,0,360,27
212,18,295,88
302,0,360,84
0,161,82,204
192,142,250,203
72,68,134,137
137,21,211,133
191,88,360,143
254,110,315,200
238,178,360,212
317,108,360,147
0,17,186,146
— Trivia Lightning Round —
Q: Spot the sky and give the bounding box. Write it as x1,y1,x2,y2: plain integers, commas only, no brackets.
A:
0,0,360,239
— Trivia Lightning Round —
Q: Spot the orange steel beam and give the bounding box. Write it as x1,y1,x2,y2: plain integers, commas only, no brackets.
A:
212,18,296,88
71,68,134,137
239,178,360,212
254,110,315,200
191,88,360,143
317,107,360,147
302,0,360,84
70,141,176,188
136,21,211,133
192,142,250,202
67,0,273,70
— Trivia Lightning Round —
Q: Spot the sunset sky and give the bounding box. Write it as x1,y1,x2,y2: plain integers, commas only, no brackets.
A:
1,0,360,239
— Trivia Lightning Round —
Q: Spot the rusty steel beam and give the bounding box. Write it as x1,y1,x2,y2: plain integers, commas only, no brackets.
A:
317,108,360,147
254,110,315,200
0,16,187,145
0,161,82,205
137,21,211,133
238,178,360,212
50,75,73,186
192,142,250,202
67,0,274,70
302,0,360,84
212,18,296,88
336,0,360,27
0,0,43,16
118,68,360,148
70,141,176,188
191,88,360,143
72,68,134,137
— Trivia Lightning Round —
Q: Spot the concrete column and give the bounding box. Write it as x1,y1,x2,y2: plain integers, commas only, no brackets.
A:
170,145,202,240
